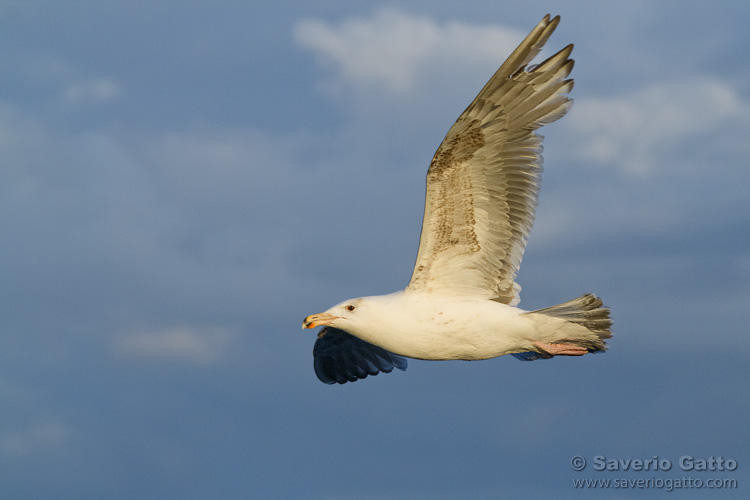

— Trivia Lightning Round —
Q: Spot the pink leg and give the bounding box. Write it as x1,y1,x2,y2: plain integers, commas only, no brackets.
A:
533,341,588,356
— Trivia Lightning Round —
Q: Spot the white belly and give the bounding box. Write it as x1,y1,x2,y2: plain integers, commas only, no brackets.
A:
347,292,538,360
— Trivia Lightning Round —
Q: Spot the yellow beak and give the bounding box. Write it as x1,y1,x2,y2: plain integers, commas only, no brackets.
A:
302,312,338,329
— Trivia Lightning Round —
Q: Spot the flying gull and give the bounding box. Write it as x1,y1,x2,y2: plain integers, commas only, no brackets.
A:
303,14,612,384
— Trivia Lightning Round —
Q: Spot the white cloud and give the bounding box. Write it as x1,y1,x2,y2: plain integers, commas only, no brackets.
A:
568,78,749,176
294,8,525,94
115,327,236,365
2,422,67,454
63,77,120,105
10,53,121,106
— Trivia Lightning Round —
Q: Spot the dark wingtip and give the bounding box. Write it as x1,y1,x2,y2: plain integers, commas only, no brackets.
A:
312,327,408,385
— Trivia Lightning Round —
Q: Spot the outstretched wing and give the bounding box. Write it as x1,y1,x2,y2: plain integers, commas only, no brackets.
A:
312,327,408,385
407,14,574,305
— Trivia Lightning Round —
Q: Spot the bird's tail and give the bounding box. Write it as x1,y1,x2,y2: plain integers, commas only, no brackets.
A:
513,294,613,361
531,293,612,349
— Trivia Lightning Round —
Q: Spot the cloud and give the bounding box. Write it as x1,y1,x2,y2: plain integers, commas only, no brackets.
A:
294,8,525,94
2,422,67,454
8,54,120,107
115,326,236,365
63,77,121,105
567,78,750,176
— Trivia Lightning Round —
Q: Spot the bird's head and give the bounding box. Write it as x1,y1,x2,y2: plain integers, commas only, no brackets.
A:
302,298,364,331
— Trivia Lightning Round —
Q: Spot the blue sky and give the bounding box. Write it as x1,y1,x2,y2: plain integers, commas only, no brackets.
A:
2,1,749,498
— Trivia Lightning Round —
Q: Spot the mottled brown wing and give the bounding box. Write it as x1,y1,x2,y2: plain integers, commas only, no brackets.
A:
406,14,574,305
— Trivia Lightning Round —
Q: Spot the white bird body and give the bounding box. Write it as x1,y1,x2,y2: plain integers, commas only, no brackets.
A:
317,292,603,361
328,292,530,360
303,14,613,384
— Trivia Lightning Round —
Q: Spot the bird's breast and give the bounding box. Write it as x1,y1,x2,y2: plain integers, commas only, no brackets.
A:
352,295,530,360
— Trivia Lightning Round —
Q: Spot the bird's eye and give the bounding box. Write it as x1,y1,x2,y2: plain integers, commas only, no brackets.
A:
346,304,356,312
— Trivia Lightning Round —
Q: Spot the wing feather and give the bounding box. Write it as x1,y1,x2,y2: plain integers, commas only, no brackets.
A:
313,327,408,385
406,14,574,304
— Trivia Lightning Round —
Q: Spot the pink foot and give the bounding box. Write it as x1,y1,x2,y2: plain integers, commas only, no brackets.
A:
533,341,588,357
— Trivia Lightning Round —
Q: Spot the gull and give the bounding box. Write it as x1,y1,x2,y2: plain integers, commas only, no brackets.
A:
303,14,612,384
